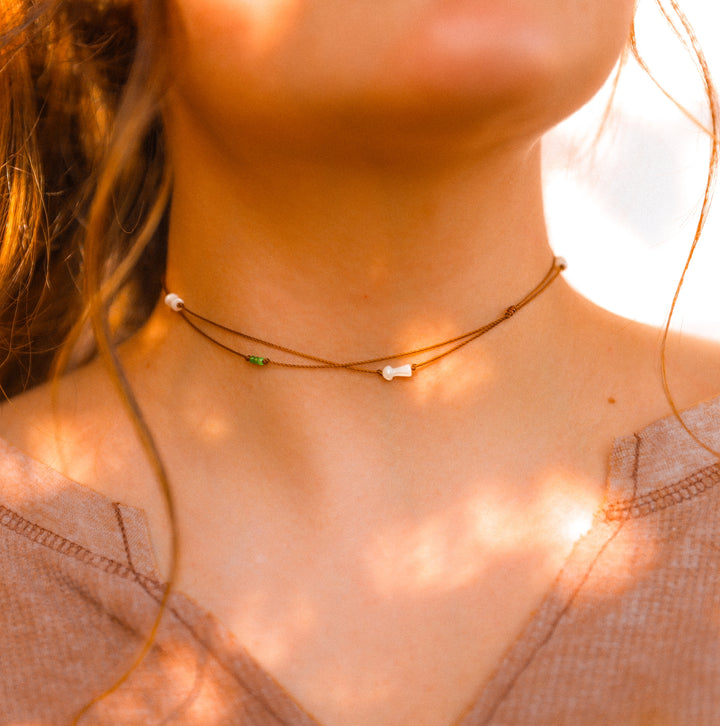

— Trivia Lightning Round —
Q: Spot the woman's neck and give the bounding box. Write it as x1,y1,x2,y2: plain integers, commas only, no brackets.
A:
162,121,553,361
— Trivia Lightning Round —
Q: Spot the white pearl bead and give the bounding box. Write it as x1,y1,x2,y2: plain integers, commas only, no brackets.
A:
382,365,394,381
164,293,185,312
555,256,567,270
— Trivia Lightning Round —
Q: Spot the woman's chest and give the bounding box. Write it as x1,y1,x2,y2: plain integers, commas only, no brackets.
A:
170,480,602,726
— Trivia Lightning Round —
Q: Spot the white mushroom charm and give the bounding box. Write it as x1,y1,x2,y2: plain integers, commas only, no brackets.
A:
381,364,413,381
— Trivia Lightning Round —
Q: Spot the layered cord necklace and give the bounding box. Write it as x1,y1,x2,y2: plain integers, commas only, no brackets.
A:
163,256,566,381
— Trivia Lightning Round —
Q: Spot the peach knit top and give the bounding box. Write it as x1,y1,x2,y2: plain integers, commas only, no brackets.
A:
1,396,720,725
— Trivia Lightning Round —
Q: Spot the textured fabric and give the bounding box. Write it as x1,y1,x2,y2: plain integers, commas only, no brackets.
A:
1,396,720,725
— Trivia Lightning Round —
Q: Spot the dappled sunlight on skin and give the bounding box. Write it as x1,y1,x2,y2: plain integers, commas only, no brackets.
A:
196,412,232,443
536,470,597,542
364,488,518,594
227,588,320,672
21,412,122,496
233,0,306,59
406,338,497,406
363,467,600,597
201,467,669,726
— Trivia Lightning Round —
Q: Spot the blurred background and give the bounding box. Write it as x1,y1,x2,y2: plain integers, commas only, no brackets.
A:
543,0,720,341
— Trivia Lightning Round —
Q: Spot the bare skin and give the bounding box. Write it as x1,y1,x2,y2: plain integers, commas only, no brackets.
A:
2,1,720,725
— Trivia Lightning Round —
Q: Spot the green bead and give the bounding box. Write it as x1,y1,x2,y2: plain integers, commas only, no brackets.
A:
248,356,268,366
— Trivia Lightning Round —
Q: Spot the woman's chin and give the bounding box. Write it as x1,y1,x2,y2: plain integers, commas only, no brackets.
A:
165,0,631,162
371,1,627,132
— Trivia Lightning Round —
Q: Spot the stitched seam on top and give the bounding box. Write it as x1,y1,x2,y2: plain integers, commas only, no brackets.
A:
113,503,143,585
111,505,311,724
602,460,720,522
0,503,162,589
475,434,642,726
1,502,308,724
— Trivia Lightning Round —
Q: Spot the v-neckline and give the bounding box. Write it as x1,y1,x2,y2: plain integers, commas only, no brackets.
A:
3,394,720,725
157,498,627,726
124,430,642,726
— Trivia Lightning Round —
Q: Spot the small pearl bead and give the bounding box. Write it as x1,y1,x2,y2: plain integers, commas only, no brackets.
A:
555,256,567,270
382,366,395,381
164,293,185,312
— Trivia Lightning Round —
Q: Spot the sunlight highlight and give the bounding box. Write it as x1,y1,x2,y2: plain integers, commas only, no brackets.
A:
362,464,610,600
236,0,305,57
196,414,230,442
411,347,496,405
231,588,319,670
538,471,599,542
561,508,595,542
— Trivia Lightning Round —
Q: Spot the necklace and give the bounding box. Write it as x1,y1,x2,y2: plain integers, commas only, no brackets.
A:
163,256,566,381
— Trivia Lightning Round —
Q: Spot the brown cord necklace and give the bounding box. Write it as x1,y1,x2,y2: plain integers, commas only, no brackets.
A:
163,256,566,381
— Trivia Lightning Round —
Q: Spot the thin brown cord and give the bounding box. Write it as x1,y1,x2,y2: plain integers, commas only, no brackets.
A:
69,310,177,726
69,204,178,716
164,257,565,378
630,15,715,137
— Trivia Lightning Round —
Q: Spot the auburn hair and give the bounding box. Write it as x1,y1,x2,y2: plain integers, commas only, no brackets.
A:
0,0,169,398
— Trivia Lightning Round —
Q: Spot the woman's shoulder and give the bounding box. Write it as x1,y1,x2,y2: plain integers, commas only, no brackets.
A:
0,360,114,472
590,315,720,506
651,330,720,440
0,363,164,602
0,360,157,518
578,296,720,438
